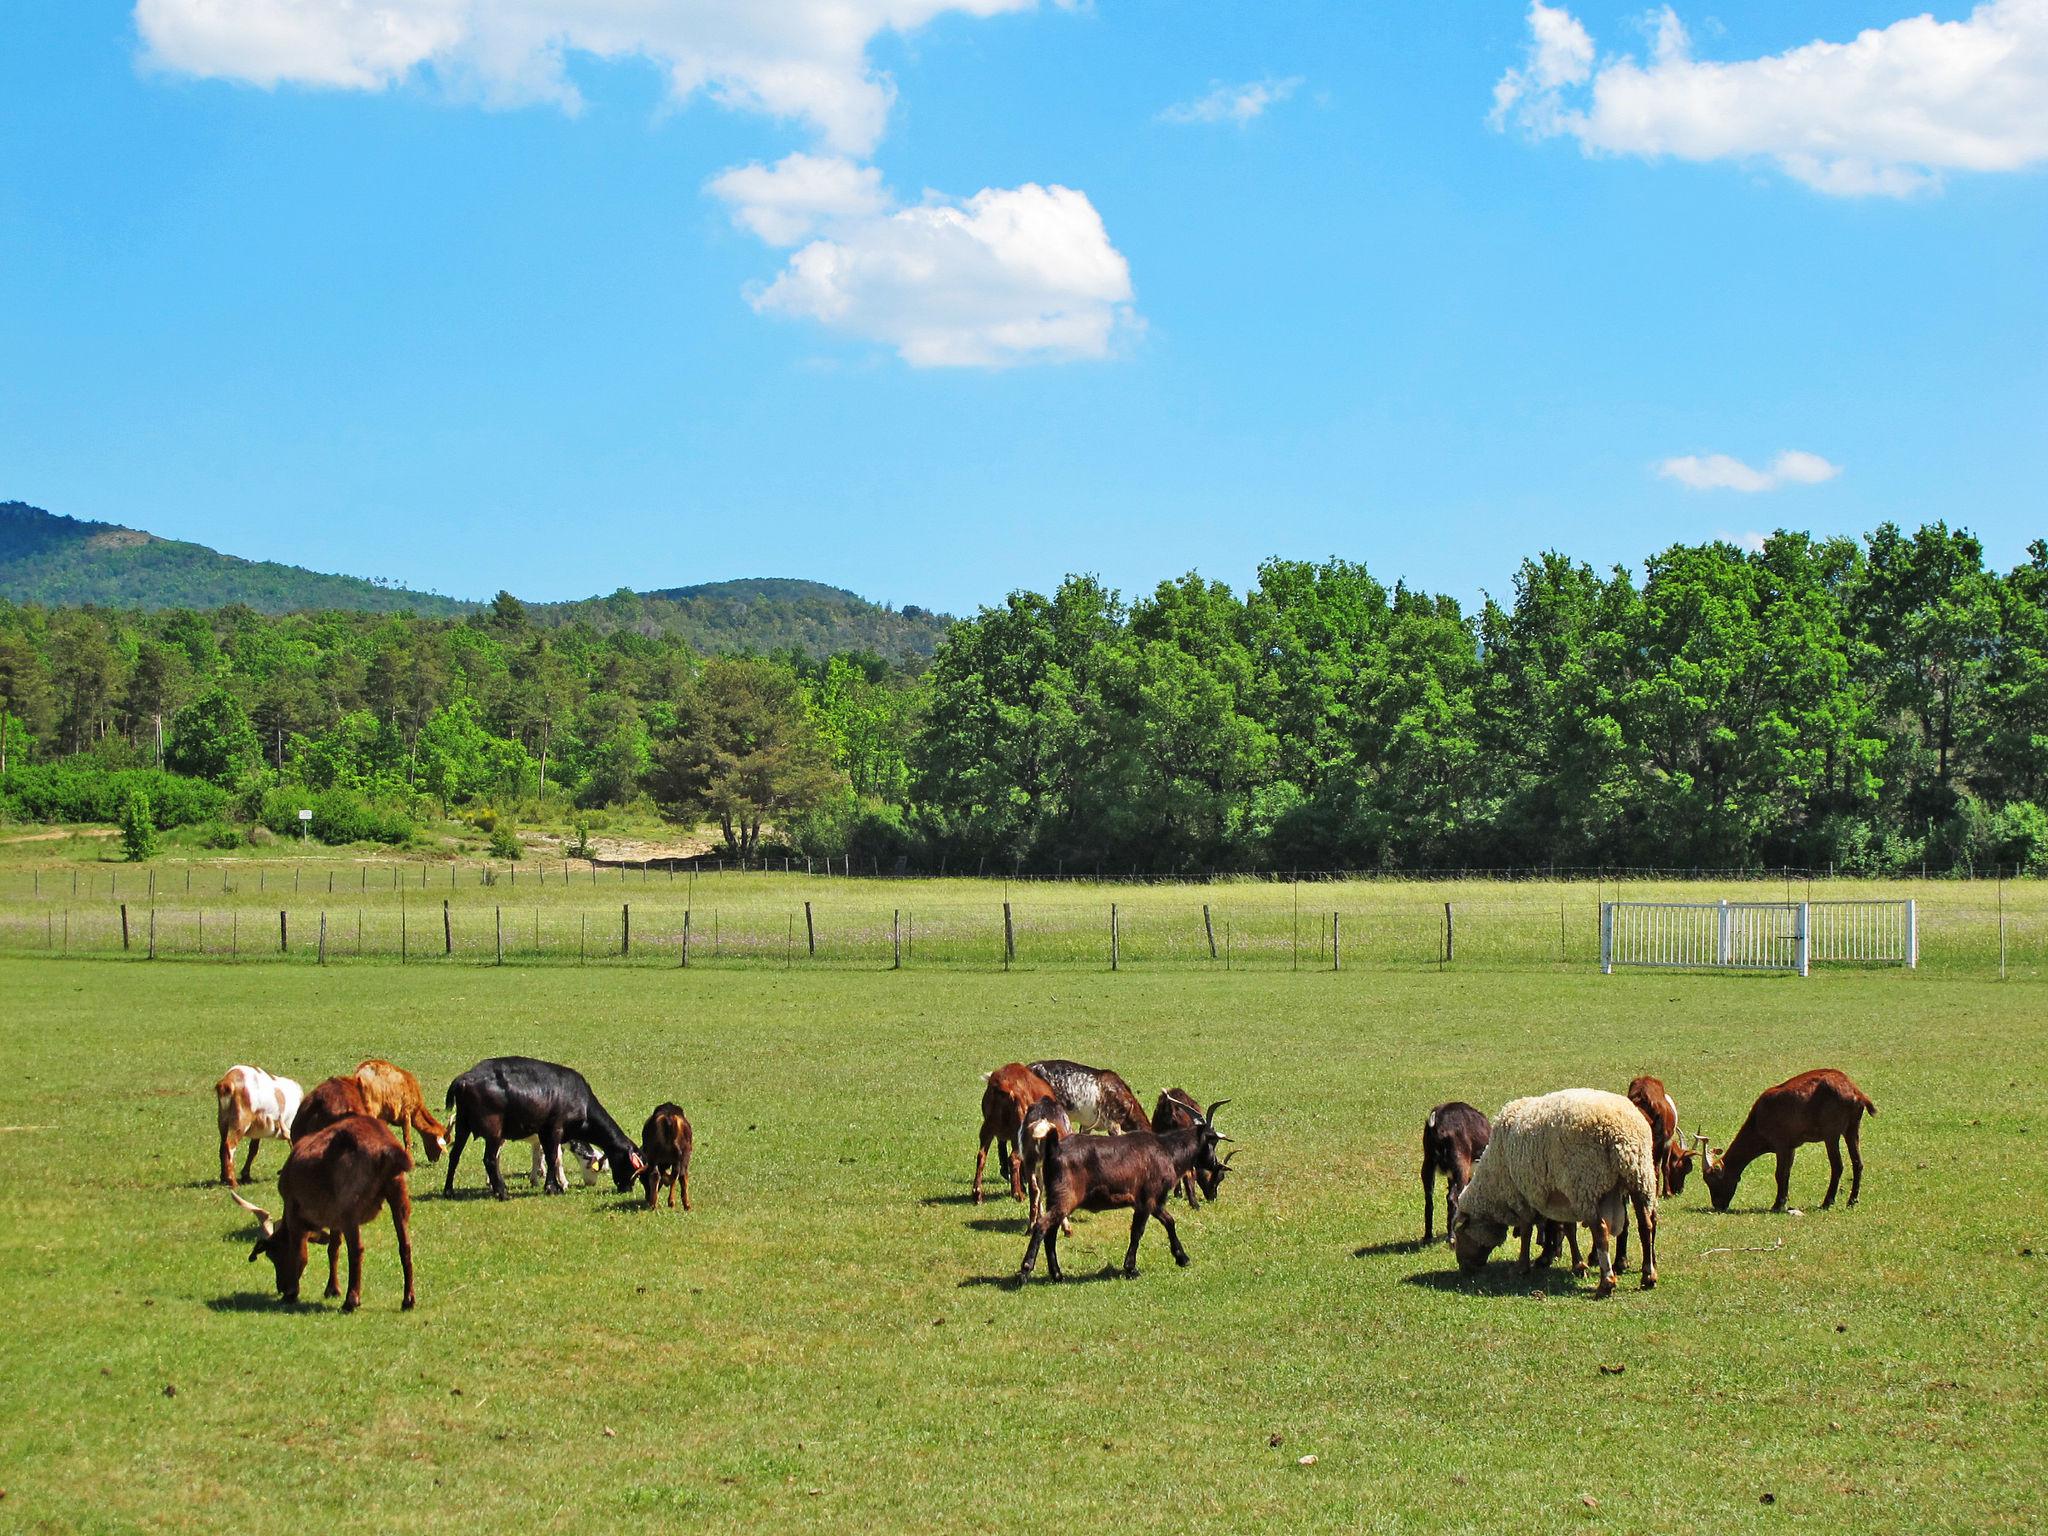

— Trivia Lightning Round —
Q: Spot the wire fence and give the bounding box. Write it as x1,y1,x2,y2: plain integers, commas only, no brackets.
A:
1,885,2041,976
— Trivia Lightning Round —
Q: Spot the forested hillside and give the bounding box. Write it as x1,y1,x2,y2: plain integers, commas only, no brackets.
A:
2,521,2044,875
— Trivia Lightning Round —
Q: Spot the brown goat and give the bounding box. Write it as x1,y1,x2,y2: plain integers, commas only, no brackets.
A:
1626,1076,1697,1197
355,1059,450,1162
976,1064,1059,1205
291,1075,374,1140
1704,1068,1876,1212
640,1103,694,1211
1153,1089,1232,1206
1020,1100,1232,1282
229,1113,416,1311
1421,1101,1491,1243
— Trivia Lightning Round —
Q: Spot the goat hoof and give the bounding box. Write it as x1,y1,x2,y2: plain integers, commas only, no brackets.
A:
1175,1254,1192,1268
1571,1262,1587,1277
1121,1267,1139,1280
1640,1271,1657,1290
1594,1276,1616,1298
341,1299,359,1314
403,1295,417,1310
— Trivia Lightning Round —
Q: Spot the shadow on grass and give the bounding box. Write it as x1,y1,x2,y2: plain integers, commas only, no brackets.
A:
1398,1265,1609,1299
958,1265,1135,1291
919,1193,984,1208
204,1292,305,1314
1353,1237,1436,1257
964,1217,1029,1235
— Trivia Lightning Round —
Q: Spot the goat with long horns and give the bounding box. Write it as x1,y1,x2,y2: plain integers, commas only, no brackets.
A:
1020,1098,1235,1282
228,1113,417,1312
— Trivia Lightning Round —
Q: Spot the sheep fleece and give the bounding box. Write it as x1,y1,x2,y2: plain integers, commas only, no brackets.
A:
1458,1089,1657,1227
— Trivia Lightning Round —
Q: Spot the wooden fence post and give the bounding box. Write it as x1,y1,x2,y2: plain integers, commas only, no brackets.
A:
443,899,452,957
805,901,816,958
1203,903,1217,960
893,909,902,970
318,912,327,966
120,903,130,951
1003,902,1014,967
622,904,631,958
681,909,691,969
495,906,503,966
1443,902,1454,964
279,910,288,954
1332,911,1340,972
1110,903,1120,972
149,907,157,961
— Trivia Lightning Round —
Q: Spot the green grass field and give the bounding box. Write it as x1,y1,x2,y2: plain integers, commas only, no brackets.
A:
1,951,2042,1532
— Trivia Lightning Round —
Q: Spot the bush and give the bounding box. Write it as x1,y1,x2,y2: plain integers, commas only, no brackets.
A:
488,826,522,860
119,790,158,862
0,764,229,829
1987,801,2048,874
189,820,246,850
259,787,415,847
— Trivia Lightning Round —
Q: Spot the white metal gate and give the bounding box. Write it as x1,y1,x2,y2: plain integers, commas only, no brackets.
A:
1601,898,1916,976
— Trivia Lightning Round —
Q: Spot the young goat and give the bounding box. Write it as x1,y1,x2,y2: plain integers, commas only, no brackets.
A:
1703,1068,1875,1213
229,1113,416,1312
1421,1101,1491,1243
975,1064,1060,1205
354,1059,450,1162
640,1103,694,1211
1626,1075,1695,1197
1019,1101,1232,1283
1019,1094,1072,1231
214,1064,302,1188
1153,1088,1232,1206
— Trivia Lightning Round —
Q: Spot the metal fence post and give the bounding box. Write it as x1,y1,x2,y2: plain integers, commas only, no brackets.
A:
1717,899,1731,967
1906,897,1919,970
1110,903,1119,971
1795,902,1811,978
1600,902,1614,974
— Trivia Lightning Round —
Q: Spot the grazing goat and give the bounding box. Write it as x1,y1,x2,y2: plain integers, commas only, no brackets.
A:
443,1056,644,1199
1627,1075,1695,1197
1027,1059,1150,1135
1451,1089,1658,1296
1153,1088,1232,1206
1421,1101,1491,1243
1019,1094,1072,1232
1703,1068,1875,1213
976,1064,1059,1205
291,1075,374,1140
1019,1100,1232,1282
640,1103,694,1211
214,1065,303,1188
228,1113,416,1311
354,1059,450,1162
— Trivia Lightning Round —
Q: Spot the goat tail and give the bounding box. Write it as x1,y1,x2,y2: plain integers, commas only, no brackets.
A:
444,1079,459,1111
1858,1092,1877,1117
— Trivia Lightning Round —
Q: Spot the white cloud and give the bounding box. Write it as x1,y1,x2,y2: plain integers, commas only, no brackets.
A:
1492,0,2048,196
707,154,889,247
1158,75,1303,127
134,0,1068,154
1658,450,1843,493
728,179,1136,367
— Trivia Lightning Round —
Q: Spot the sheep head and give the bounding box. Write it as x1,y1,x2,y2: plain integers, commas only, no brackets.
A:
1451,1210,1507,1271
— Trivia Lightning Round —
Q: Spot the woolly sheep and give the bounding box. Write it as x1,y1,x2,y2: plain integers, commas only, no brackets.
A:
1451,1088,1659,1296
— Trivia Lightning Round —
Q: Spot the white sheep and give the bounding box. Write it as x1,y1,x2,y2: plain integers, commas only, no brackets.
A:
1450,1088,1658,1295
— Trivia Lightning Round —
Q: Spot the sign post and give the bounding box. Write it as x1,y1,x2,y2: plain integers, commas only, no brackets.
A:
297,808,312,845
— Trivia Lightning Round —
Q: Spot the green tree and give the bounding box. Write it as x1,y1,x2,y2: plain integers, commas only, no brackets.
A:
119,788,157,862
166,688,261,786
650,658,841,859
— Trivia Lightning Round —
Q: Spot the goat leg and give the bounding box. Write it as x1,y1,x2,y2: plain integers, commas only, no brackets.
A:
443,1124,469,1196
1155,1201,1191,1267
390,1180,416,1310
240,1139,262,1184
1123,1208,1149,1278
1635,1194,1657,1290
219,1130,238,1187
1822,1137,1843,1209
325,1236,342,1299
340,1226,364,1313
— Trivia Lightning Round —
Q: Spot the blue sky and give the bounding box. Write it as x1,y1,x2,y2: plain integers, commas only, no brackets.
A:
2,1,2044,614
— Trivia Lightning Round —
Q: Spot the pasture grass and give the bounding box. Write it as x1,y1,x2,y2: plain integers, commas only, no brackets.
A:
0,955,2042,1533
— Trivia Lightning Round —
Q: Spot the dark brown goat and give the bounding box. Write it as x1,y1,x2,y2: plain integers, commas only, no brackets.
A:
229,1114,415,1311
1421,1101,1491,1243
976,1064,1059,1204
640,1103,694,1211
1153,1089,1232,1206
1627,1075,1696,1197
355,1059,450,1162
1019,1101,1232,1282
291,1075,374,1140
1704,1068,1876,1212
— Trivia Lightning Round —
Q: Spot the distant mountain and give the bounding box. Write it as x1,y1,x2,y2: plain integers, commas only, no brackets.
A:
0,501,952,661
0,501,471,615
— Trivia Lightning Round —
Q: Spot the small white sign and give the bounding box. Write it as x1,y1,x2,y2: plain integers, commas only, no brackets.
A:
298,809,313,822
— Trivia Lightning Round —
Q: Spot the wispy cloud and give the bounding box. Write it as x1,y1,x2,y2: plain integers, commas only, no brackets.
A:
1491,0,2048,196
1158,75,1303,126
1657,450,1842,493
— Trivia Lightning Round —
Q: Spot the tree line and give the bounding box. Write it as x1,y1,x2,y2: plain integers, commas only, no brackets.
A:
1,522,2044,874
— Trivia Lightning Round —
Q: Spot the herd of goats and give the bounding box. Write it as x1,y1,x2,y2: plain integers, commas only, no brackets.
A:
211,1052,1877,1310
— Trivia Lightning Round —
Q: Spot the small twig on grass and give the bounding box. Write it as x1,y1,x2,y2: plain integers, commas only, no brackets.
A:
1698,1238,1787,1257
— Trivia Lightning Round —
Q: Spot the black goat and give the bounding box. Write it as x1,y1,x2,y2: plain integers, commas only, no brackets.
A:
1421,1101,1490,1243
1152,1088,1232,1206
1019,1100,1232,1282
443,1056,645,1199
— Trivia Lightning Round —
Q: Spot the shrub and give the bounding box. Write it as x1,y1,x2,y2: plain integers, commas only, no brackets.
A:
0,764,229,829
189,820,246,850
119,790,158,862
259,787,415,847
488,826,522,860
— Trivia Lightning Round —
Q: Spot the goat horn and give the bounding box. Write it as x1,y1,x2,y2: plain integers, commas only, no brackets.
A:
227,1188,275,1236
1203,1099,1232,1124
1222,1150,1238,1165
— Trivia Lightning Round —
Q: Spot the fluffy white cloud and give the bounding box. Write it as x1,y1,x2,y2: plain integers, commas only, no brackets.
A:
1492,0,2048,195
1658,450,1842,493
134,0,1063,153
728,178,1136,367
707,153,889,247
1158,75,1303,127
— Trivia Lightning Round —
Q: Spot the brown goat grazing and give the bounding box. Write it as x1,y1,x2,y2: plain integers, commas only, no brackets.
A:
1626,1076,1697,1197
1019,1094,1072,1231
291,1075,374,1140
640,1103,694,1211
229,1114,416,1311
1020,1101,1232,1282
1153,1089,1232,1206
1421,1101,1491,1243
355,1059,450,1162
976,1064,1059,1205
1026,1059,1151,1135
1704,1068,1876,1213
